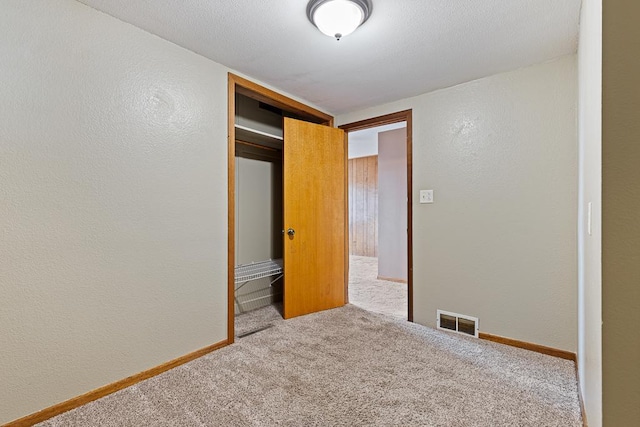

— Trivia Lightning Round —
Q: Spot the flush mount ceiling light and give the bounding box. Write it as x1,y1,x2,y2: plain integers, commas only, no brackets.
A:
307,0,372,41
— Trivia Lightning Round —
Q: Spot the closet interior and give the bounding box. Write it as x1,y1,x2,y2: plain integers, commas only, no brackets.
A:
230,74,345,337
234,93,286,316
233,91,325,318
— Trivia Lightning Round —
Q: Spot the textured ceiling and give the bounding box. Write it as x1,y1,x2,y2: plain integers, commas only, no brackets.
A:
77,0,582,115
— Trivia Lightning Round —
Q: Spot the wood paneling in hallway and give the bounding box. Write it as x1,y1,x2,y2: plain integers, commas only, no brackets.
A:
348,155,378,257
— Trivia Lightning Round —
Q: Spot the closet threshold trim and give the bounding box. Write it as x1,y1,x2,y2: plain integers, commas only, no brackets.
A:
235,259,283,284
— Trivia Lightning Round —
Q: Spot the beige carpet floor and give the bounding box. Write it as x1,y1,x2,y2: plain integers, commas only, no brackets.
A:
39,304,581,426
235,255,405,337
348,255,407,320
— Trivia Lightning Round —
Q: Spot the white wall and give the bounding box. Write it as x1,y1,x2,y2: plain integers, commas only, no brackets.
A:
1,2,329,421
338,55,578,352
577,0,602,425
0,1,228,422
377,128,408,281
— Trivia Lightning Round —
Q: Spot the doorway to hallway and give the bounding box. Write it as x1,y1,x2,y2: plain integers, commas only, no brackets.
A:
341,111,413,321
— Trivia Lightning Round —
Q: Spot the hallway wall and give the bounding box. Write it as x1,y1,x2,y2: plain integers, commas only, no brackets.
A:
378,128,408,281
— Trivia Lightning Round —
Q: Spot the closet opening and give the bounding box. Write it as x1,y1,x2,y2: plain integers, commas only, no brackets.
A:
340,111,414,322
233,93,285,329
228,74,343,342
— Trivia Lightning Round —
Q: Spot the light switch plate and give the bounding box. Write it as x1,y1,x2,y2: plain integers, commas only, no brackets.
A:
587,202,591,236
420,190,434,204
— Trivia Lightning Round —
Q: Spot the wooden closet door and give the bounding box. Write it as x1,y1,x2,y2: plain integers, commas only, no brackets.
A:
283,118,346,319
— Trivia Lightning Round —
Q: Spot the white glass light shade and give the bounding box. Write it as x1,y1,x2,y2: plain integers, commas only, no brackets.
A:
312,0,365,40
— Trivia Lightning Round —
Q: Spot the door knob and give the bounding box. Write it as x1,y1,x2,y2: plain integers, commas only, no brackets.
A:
287,228,295,236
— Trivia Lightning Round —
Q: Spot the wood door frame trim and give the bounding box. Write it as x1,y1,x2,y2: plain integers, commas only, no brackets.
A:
229,74,333,126
228,73,334,342
339,110,414,322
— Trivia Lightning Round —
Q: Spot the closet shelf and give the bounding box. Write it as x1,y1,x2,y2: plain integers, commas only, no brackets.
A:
235,124,283,150
234,259,283,315
235,259,283,284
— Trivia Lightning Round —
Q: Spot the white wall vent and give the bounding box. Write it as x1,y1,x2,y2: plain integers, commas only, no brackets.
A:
436,310,479,338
